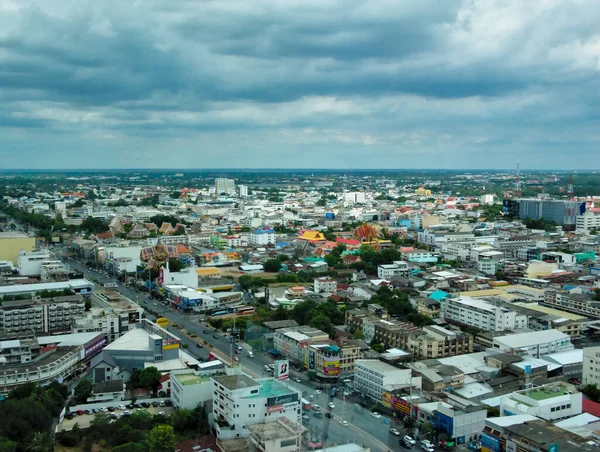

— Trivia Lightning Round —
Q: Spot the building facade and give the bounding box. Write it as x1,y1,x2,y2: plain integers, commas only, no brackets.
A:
444,296,528,332
0,296,85,334
354,359,417,401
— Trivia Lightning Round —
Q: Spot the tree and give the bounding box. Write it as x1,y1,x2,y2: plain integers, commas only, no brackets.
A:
371,343,385,353
147,425,176,452
172,225,186,236
85,299,92,311
309,314,333,336
167,258,184,272
583,384,600,403
74,379,93,403
26,432,54,452
81,216,109,234
138,367,162,395
278,254,289,262
263,259,282,273
353,330,365,340
169,191,181,199
0,437,16,452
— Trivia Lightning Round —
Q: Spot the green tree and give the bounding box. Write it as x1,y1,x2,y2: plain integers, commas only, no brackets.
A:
169,191,181,199
113,442,147,452
167,258,184,272
74,379,93,403
26,432,53,452
263,259,282,273
371,343,385,353
81,216,109,234
353,330,365,340
0,437,16,452
278,254,289,262
583,384,600,402
136,367,162,395
309,314,333,336
147,425,176,452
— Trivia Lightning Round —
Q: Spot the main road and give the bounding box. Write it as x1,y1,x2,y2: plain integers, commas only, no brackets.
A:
65,256,405,451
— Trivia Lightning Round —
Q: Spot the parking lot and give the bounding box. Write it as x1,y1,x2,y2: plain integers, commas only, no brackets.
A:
58,405,175,432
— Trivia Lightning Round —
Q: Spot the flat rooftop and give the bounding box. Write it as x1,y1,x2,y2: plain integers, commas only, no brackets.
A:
104,328,157,352
176,374,212,386
213,374,259,391
526,386,568,401
248,379,298,399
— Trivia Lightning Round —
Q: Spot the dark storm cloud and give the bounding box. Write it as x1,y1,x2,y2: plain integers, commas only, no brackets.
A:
0,0,598,168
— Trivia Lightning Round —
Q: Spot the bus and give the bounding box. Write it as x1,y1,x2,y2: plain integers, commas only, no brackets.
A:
302,398,311,411
210,309,229,317
235,306,256,316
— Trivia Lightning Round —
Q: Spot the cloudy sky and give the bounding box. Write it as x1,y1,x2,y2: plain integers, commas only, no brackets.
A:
1,0,599,170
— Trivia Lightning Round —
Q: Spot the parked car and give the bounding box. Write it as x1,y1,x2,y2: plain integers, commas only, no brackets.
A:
213,334,219,339
159,401,166,407
100,407,108,413
203,330,209,334
118,405,126,410
233,356,239,362
325,412,333,419
84,410,91,415
108,406,115,412
400,439,413,449
164,400,172,406
390,428,401,436
158,411,166,416
76,410,85,416
314,390,322,395
65,413,74,420
293,377,302,383
152,401,159,407
313,411,323,418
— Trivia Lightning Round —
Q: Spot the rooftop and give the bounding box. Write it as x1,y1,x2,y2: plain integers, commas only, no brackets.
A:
248,378,298,399
212,374,259,391
176,373,212,386
525,385,568,401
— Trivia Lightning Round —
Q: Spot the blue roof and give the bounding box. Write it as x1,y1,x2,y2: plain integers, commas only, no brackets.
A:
563,285,575,291
429,290,449,301
276,242,290,248
253,229,275,234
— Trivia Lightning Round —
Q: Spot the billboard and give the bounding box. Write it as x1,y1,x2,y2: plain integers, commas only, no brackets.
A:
502,199,519,217
275,360,290,381
267,405,283,413
267,393,299,407
382,391,393,408
308,350,315,370
481,432,500,452
323,361,340,376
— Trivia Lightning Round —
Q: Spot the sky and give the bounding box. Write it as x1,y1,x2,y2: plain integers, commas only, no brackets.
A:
0,0,599,170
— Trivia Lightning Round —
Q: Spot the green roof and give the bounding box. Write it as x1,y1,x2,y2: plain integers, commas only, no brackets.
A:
525,387,566,401
248,379,296,399
176,374,212,386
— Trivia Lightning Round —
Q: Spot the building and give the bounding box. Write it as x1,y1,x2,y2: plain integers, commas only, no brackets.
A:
477,259,497,276
512,302,586,337
307,342,362,381
238,185,249,198
519,199,583,227
0,279,93,298
247,417,303,452
0,233,35,266
354,359,418,401
17,250,51,276
444,296,528,332
273,326,329,367
0,295,85,334
435,402,488,443
344,192,366,204
404,250,438,263
212,374,301,440
583,346,600,386
170,365,225,409
313,277,337,294
576,210,600,233
408,325,474,359
500,382,582,421
215,178,236,196
492,330,574,358
377,261,410,279
250,229,276,246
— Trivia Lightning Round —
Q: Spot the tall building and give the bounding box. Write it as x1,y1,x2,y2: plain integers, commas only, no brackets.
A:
0,296,86,334
215,178,236,196
17,250,51,276
518,199,584,227
238,185,249,197
443,296,528,332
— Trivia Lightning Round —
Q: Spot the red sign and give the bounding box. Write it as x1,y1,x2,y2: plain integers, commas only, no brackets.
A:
267,405,283,413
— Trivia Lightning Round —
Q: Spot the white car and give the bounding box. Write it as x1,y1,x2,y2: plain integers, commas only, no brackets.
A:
343,391,350,396
118,405,126,410
158,411,166,416
313,404,321,412
339,420,349,427
390,428,401,436
405,435,417,445
328,402,335,409
293,377,302,383
314,390,322,395
371,412,381,419
100,407,108,413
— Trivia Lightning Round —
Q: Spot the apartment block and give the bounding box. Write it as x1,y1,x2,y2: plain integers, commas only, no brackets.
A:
500,382,582,421
17,250,51,276
377,261,410,279
307,341,362,380
407,325,473,359
250,229,276,246
444,296,528,332
273,326,329,367
583,346,600,386
0,296,85,334
354,359,418,401
313,277,337,294
493,330,574,358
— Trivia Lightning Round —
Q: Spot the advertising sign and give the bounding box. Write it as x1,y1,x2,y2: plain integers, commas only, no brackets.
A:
308,350,315,370
275,360,290,381
382,392,393,408
267,405,283,413
267,393,299,407
481,433,500,452
323,361,340,376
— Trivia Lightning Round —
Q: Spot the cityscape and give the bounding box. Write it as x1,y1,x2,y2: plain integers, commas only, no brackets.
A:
1,1,600,452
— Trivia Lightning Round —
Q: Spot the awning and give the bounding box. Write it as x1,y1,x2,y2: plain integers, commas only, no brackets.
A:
268,348,281,355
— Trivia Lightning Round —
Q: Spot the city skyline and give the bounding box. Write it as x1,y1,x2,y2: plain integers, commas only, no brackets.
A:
1,0,599,169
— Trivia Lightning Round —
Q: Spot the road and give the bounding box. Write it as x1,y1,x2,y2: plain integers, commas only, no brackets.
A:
65,256,406,451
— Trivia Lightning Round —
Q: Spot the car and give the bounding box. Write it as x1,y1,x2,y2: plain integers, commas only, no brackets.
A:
234,349,240,354
164,400,172,406
421,444,435,452
371,412,381,419
313,411,323,418
314,390,322,395
159,401,166,407
100,407,108,413
313,404,321,411
108,406,115,412
91,408,98,414
293,377,302,383
404,436,417,445
309,395,314,400
325,412,333,419
213,334,219,339
152,401,159,407
339,420,349,427
108,413,118,420
390,428,401,436
142,402,150,408
328,402,335,409
203,330,209,334
343,390,350,396
153,303,157,306
233,356,239,362
400,439,413,449
118,405,126,410
76,410,85,415
121,410,132,417
158,411,166,416
196,343,203,348
65,413,74,420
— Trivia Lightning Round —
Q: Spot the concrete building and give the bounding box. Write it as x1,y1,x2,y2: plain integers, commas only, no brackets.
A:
313,277,337,294
344,192,366,204
307,342,362,381
17,250,51,276
273,326,329,367
170,365,225,409
250,229,276,246
238,185,249,198
247,417,303,452
212,374,301,440
576,210,600,232
500,382,582,421
215,178,236,196
0,233,35,266
404,250,438,263
354,359,419,401
0,295,85,334
444,296,528,332
492,330,574,358
519,199,583,227
583,346,600,386
377,261,410,279
408,325,474,359
436,402,488,443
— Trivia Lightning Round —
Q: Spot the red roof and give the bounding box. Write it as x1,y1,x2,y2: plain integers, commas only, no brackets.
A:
583,398,600,417
337,283,351,290
336,237,360,245
159,374,170,384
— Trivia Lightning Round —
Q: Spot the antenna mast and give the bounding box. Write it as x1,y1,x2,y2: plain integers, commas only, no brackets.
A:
568,175,574,199
515,162,521,198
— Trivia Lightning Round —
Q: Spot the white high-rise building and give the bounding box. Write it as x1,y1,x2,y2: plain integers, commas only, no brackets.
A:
238,185,249,197
215,178,236,196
